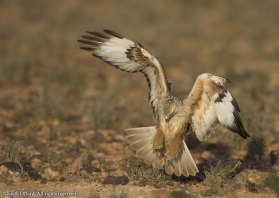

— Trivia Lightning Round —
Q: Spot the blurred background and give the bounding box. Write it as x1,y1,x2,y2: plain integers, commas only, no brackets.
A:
0,0,278,194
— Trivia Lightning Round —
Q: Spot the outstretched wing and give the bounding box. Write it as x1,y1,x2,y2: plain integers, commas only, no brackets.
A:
78,30,171,117
185,73,249,141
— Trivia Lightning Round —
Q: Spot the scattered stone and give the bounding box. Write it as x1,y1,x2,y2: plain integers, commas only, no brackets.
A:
79,138,87,147
200,151,214,159
83,162,100,173
114,135,124,142
42,168,61,181
30,158,42,169
0,165,8,174
96,152,105,158
68,157,83,173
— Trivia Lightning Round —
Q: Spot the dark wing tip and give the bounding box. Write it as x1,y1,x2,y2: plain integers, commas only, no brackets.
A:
232,112,250,139
243,129,250,138
86,31,110,39
78,39,99,46
238,128,250,139
81,35,105,43
103,29,124,39
231,96,241,112
79,46,94,51
228,125,250,139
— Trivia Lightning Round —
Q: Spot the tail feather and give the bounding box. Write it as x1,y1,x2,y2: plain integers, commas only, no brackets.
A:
165,140,199,176
182,141,199,175
125,126,199,176
125,126,164,168
130,137,150,149
136,143,152,156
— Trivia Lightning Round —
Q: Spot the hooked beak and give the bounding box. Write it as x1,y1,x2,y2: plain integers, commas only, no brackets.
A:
223,78,232,86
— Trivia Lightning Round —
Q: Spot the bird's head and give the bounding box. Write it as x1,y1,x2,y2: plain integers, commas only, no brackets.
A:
201,73,231,87
162,100,177,123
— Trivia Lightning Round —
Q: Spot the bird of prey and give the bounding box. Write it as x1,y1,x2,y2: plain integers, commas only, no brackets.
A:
78,30,249,177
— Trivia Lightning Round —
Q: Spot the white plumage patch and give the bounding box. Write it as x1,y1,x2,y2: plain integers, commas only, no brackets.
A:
213,90,249,138
214,91,235,128
95,38,133,64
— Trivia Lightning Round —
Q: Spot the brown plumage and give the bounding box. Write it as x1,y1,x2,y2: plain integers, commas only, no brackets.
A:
78,30,249,177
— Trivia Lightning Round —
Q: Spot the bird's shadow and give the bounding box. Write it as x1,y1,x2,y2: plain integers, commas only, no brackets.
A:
172,141,273,184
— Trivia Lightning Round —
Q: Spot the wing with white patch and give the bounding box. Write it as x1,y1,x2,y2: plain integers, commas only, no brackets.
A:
213,90,249,138
186,73,249,141
78,30,171,117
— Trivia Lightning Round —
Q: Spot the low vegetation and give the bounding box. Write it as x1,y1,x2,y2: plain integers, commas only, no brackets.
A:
126,158,172,187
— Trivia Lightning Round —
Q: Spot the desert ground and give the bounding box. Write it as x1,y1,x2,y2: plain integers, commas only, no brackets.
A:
0,1,279,197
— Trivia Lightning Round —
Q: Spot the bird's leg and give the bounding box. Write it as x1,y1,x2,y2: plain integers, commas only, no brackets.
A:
165,133,182,158
153,127,165,152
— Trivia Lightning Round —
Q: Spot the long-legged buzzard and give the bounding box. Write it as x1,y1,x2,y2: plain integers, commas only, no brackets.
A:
78,30,249,177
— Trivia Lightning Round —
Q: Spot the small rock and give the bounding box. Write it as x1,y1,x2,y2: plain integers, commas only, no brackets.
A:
83,162,100,173
79,138,87,147
96,152,105,158
114,135,124,141
0,165,8,174
42,168,61,181
201,151,214,159
67,157,83,173
31,158,42,169
52,119,60,126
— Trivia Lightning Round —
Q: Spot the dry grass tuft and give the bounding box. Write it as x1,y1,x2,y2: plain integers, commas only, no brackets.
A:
203,162,247,196
126,157,172,187
1,140,26,173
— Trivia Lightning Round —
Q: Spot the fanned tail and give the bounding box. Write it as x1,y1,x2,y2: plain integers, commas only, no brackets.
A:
165,140,199,176
125,126,164,168
125,127,199,177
